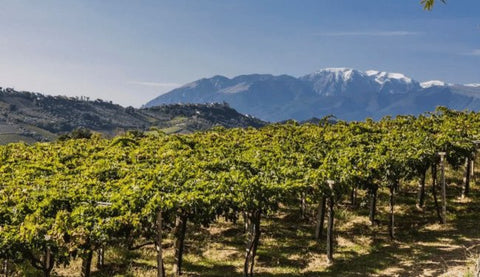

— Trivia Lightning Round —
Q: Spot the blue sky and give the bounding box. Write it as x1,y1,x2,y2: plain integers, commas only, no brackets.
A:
0,1,479,107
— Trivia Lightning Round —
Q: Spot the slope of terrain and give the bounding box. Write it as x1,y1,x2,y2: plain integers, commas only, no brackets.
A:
0,88,265,143
145,68,480,122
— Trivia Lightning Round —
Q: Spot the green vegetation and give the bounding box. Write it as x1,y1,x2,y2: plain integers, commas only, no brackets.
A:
1,107,480,276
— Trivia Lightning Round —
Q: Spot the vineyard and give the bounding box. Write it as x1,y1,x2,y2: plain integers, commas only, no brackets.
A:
1,107,480,276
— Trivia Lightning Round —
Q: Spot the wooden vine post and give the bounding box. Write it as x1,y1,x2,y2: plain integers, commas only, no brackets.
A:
156,210,165,277
314,196,327,240
462,156,471,198
96,248,104,269
472,140,480,187
438,152,447,224
3,259,8,277
326,180,335,265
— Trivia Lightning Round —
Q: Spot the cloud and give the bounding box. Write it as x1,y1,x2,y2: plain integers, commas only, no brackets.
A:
127,81,180,88
467,49,480,56
459,49,480,56
317,31,420,37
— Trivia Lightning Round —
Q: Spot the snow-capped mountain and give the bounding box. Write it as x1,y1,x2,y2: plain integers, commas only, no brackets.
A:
145,68,480,122
420,80,449,88
301,68,376,96
365,70,421,94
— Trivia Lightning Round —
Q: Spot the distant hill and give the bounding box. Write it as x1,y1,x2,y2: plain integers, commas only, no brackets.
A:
145,68,480,122
0,88,265,144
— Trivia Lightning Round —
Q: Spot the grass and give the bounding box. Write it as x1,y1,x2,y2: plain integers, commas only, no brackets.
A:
160,126,184,134
0,133,37,144
24,165,480,276
21,123,58,140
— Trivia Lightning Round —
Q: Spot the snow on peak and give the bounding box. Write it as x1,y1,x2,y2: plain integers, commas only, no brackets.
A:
219,82,251,94
323,67,353,73
389,73,411,81
181,81,199,89
365,70,413,85
365,70,380,76
465,83,480,88
307,68,358,82
420,80,447,88
327,68,353,76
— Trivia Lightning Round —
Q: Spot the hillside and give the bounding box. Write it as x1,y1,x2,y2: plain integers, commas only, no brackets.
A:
0,88,265,144
145,68,480,122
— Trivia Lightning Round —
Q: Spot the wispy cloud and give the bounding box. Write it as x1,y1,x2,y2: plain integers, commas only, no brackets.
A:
127,81,180,88
466,49,480,56
317,31,421,37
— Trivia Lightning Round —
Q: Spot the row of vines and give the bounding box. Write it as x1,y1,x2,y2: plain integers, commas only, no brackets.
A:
0,107,479,276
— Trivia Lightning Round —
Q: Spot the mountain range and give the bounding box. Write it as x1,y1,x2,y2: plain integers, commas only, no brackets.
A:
145,68,480,122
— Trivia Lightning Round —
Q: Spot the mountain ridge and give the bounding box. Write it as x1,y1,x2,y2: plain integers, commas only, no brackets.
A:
0,87,265,144
145,68,480,122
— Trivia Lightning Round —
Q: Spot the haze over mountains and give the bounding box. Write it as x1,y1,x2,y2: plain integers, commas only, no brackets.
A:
145,68,480,122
